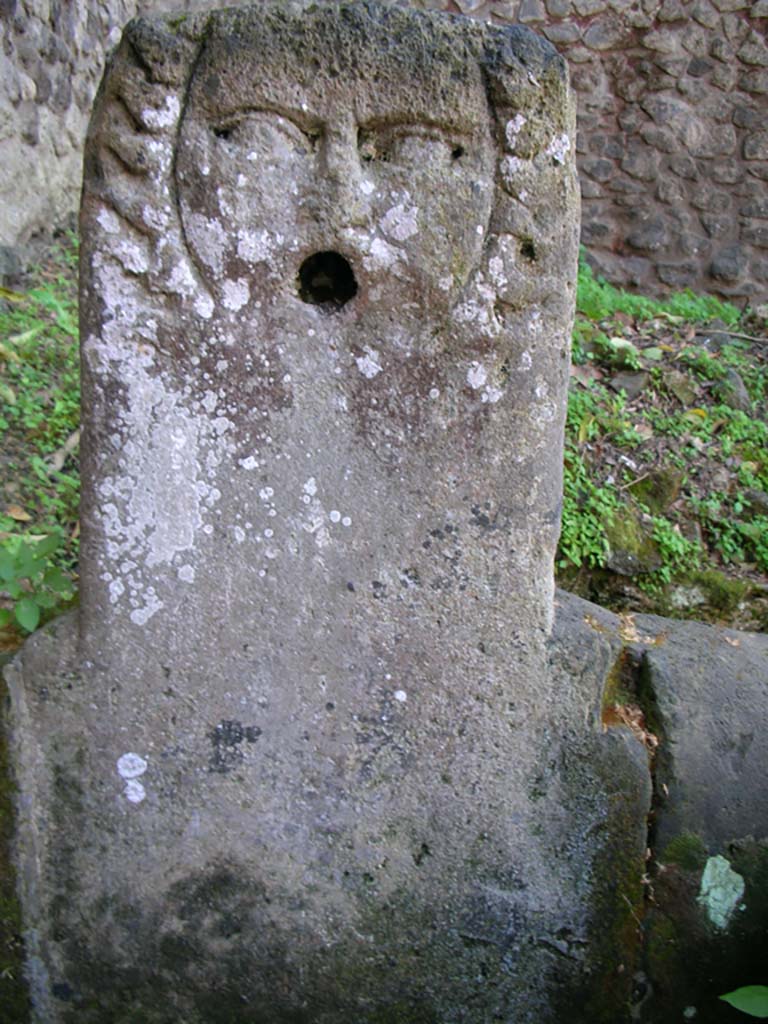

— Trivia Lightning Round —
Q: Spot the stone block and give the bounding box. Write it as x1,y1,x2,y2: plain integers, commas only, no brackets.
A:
583,18,627,49
621,148,658,180
747,161,768,179
700,212,732,237
687,123,737,157
710,243,748,280
627,217,669,251
657,260,698,286
692,0,720,25
669,153,699,178
711,160,745,183
639,122,679,153
723,10,752,41
741,67,768,92
739,30,768,65
658,0,687,17
543,21,582,43
733,104,763,127
743,222,768,246
744,130,768,158
740,197,768,217
712,63,739,90
573,0,607,11
582,156,615,181
752,0,768,12
517,0,546,20
545,0,572,13
712,0,749,9
644,28,684,53
687,57,714,76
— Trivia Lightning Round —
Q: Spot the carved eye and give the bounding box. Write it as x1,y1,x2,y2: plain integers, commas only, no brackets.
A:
358,125,467,167
211,111,319,156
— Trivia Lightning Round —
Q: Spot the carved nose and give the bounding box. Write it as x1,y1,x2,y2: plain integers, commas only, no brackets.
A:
318,120,369,227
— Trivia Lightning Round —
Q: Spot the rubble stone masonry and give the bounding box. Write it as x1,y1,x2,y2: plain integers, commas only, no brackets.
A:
1,0,767,301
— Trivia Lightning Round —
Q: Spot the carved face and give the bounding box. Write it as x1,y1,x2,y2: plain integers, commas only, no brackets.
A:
175,16,495,317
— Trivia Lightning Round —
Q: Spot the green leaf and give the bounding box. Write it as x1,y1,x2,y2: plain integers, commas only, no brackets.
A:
34,592,57,609
0,549,16,582
15,598,40,632
34,534,61,559
0,608,12,628
720,987,768,1018
43,567,68,593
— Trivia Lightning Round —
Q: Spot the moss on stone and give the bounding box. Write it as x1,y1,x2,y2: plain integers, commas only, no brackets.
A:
0,667,30,1023
687,569,750,614
660,832,707,872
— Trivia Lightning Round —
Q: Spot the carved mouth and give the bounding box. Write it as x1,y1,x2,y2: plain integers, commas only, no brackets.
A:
297,251,358,311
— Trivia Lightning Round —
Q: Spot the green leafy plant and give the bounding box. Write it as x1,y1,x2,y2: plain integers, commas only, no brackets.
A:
720,986,768,1018
559,443,619,569
0,534,75,632
576,253,741,325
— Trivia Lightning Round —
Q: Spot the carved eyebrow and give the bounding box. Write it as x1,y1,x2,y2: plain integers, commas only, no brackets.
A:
358,118,472,139
210,107,322,141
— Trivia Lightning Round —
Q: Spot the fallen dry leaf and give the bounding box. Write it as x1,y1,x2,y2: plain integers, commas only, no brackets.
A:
6,505,31,522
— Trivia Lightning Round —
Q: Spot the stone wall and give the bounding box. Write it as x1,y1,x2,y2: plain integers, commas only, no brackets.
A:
1,0,767,301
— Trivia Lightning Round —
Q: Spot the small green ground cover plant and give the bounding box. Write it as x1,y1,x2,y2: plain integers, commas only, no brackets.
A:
0,233,79,642
560,256,768,628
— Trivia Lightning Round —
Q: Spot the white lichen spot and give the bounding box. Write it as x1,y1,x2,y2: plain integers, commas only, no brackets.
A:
142,205,169,232
222,278,250,312
429,387,440,400
178,565,195,583
233,526,246,544
130,591,163,625
500,155,524,180
698,855,745,930
342,516,352,527
117,752,148,780
142,95,180,130
466,362,488,390
124,779,146,804
186,212,228,275
360,179,375,196
394,690,407,703
303,478,317,497
519,350,532,371
167,260,197,298
381,203,419,242
546,133,571,165
476,224,484,236
194,293,215,320
364,237,401,272
482,385,504,404
329,510,341,523
109,578,125,605
114,239,149,275
438,276,452,292
505,113,527,149
240,455,258,470
237,228,280,264
356,347,383,379
97,207,121,235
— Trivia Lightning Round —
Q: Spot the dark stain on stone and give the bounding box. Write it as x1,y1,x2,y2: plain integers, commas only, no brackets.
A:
208,719,262,773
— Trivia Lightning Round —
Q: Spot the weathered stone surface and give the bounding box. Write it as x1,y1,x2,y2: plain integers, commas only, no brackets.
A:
8,5,642,1023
